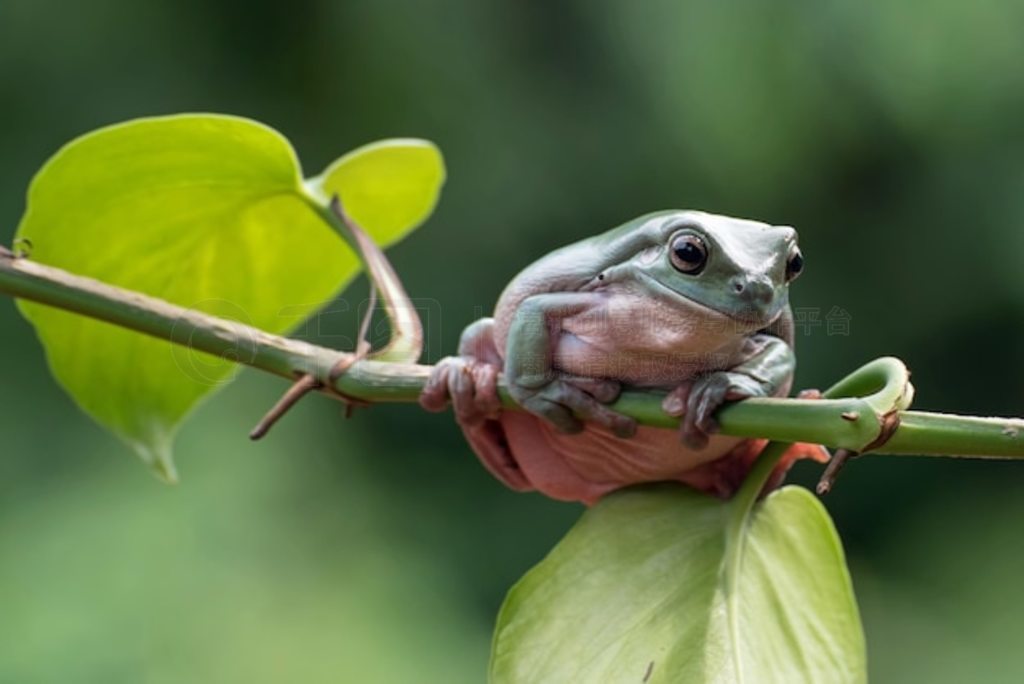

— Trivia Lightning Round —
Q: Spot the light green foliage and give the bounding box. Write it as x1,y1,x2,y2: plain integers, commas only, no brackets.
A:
492,484,865,683
311,138,446,245
15,115,444,480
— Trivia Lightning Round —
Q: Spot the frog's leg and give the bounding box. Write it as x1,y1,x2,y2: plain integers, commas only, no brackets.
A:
662,333,796,450
420,318,532,490
504,292,637,438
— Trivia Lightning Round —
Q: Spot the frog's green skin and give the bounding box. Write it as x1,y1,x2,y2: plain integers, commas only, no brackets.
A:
420,211,825,504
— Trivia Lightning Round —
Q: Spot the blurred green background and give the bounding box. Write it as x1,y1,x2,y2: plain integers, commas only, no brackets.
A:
3,1,1024,681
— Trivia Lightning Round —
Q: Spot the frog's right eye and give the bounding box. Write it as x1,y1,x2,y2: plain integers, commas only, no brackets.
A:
669,234,708,275
786,246,804,282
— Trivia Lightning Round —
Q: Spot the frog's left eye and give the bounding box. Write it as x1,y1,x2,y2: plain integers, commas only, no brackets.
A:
670,234,708,275
786,247,804,282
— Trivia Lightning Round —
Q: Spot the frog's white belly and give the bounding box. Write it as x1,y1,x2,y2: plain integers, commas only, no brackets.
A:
500,411,746,501
551,286,754,386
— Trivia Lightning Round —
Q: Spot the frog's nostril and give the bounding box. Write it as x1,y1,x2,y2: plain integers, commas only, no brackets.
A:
732,276,773,304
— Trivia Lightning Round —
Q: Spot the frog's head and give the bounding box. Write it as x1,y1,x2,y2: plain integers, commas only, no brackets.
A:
622,210,803,328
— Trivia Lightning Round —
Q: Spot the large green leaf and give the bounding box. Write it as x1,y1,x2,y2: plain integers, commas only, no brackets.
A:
16,114,444,480
491,484,865,683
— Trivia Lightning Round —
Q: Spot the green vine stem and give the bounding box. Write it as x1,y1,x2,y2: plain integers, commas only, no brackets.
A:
2,247,1023,465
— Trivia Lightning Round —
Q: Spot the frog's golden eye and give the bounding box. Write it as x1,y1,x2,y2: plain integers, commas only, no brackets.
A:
786,246,804,282
669,234,708,275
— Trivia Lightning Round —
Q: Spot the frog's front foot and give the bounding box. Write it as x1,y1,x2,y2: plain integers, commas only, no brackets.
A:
662,371,769,450
420,355,533,491
419,356,502,426
508,375,637,438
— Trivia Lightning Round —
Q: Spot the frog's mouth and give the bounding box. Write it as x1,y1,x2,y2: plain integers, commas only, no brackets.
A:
635,270,780,331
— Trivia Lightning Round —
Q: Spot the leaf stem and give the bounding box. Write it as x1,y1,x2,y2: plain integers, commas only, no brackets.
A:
717,357,911,678
2,249,1024,461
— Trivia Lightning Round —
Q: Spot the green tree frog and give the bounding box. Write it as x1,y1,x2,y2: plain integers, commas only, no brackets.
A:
420,211,826,504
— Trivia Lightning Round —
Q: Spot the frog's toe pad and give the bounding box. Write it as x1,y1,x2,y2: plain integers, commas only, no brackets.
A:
674,372,764,450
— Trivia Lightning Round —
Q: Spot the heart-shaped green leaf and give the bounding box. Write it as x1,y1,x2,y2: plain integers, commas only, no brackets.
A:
16,114,444,480
309,138,445,245
491,484,865,683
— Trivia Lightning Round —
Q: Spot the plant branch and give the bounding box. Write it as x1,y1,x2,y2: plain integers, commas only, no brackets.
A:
3,249,1024,462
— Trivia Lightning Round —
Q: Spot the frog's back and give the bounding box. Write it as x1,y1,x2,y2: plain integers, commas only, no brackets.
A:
492,210,686,355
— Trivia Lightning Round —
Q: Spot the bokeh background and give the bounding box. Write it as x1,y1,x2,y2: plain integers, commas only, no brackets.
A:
3,1,1024,681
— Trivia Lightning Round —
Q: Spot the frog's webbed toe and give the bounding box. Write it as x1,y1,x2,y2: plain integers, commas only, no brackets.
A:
419,356,501,427
421,318,504,425
558,375,623,404
419,358,455,412
664,371,767,450
420,355,531,491
511,376,637,438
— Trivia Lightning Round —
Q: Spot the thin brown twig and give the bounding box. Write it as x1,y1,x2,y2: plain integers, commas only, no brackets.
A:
248,196,385,439
248,374,323,439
